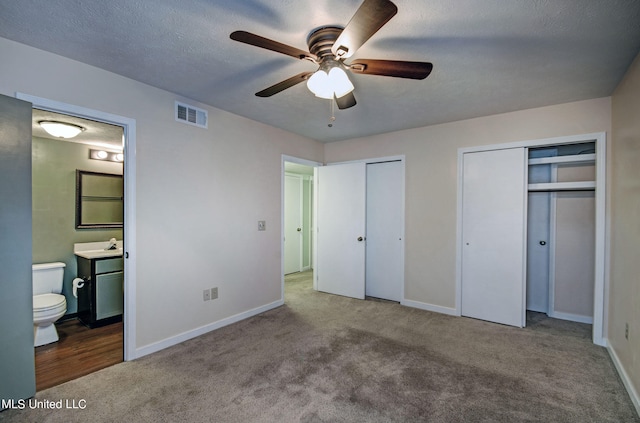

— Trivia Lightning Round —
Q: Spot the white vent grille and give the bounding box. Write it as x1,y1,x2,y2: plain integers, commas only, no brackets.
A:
175,101,208,129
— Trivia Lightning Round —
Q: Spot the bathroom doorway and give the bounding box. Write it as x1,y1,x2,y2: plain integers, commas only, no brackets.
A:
26,100,133,390
282,156,320,300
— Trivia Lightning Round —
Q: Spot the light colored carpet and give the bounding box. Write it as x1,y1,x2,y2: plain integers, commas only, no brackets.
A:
2,270,637,422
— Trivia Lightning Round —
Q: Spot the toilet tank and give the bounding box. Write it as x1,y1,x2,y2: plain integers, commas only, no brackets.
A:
32,262,66,295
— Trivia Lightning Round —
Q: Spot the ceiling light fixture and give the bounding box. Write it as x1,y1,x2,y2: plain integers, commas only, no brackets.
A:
306,65,354,100
38,120,85,139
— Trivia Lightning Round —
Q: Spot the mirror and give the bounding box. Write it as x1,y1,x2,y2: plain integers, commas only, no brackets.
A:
76,170,123,229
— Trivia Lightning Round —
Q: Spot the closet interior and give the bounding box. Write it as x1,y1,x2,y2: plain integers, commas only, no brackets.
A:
526,142,596,324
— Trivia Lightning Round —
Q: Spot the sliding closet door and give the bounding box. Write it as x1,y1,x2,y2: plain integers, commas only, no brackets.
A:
461,148,527,327
316,163,366,299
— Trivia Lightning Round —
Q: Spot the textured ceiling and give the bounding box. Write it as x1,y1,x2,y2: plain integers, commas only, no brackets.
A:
1,0,639,143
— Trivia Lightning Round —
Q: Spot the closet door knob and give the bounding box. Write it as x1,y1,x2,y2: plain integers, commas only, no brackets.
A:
357,237,364,242
539,240,546,246
297,228,302,232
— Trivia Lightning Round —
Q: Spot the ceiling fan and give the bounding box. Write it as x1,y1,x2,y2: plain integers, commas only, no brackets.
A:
230,0,433,110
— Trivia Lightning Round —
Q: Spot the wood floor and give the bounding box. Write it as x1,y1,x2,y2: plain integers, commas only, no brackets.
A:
35,318,123,391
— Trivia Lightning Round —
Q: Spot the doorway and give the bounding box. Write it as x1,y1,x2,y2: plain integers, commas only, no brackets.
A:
284,168,314,275
282,156,405,304
282,156,321,299
31,108,125,390
17,94,137,365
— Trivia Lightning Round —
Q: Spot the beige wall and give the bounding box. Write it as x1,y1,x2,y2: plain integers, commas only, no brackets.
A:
325,97,611,310
553,164,595,319
0,38,324,351
610,52,640,402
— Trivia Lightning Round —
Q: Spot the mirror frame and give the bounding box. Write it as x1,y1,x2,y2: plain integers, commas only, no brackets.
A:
75,170,124,229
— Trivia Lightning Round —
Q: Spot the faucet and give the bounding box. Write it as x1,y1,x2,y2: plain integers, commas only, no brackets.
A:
105,238,118,250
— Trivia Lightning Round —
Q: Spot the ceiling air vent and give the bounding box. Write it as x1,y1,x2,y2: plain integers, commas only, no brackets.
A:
175,101,208,129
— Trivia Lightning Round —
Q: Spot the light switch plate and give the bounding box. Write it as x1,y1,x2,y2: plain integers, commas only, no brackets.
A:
258,220,266,231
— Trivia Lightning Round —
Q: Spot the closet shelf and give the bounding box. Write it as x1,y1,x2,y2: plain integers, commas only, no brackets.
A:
528,153,596,166
528,181,596,192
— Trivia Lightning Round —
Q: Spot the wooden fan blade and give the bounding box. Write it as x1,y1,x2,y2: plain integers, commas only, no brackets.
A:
335,92,357,109
331,0,398,59
255,72,314,97
349,59,433,79
231,31,317,61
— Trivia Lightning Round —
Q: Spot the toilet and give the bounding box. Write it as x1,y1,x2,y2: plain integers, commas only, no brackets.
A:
33,262,67,347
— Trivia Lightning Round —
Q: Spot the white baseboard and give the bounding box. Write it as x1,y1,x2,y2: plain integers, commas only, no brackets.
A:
548,311,593,324
607,342,640,417
133,299,284,359
401,299,458,316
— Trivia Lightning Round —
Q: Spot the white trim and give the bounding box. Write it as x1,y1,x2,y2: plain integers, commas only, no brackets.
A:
281,155,322,300
548,311,593,324
528,181,596,191
134,299,283,359
17,93,138,361
458,132,603,154
607,344,640,417
402,299,458,316
529,153,596,166
548,165,558,318
456,132,607,346
592,132,607,346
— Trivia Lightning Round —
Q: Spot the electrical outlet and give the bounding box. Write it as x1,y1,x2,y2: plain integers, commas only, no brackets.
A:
625,323,629,340
211,287,218,300
203,289,211,301
258,220,266,231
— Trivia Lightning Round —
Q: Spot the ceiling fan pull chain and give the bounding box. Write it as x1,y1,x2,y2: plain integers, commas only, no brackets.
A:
328,99,336,128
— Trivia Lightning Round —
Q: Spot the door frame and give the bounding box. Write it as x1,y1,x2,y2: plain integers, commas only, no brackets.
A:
17,93,137,360
456,132,607,346
281,155,322,299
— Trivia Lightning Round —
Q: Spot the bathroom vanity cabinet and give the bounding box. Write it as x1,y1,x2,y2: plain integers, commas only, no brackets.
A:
76,255,123,328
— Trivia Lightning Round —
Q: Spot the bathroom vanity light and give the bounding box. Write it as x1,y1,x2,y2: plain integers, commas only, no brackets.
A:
90,149,124,163
39,120,85,138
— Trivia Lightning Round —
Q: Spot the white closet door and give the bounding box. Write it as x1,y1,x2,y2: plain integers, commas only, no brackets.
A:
284,175,303,274
365,161,403,301
461,148,527,327
316,163,366,299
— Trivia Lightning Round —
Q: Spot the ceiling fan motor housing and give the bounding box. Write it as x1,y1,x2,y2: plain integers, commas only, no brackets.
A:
307,26,344,62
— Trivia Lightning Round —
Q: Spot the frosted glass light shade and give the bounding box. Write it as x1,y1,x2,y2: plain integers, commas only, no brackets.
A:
328,67,354,98
39,121,85,138
307,67,355,99
306,70,334,99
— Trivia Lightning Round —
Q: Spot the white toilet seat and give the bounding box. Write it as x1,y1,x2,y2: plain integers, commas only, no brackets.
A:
33,293,66,310
33,293,66,317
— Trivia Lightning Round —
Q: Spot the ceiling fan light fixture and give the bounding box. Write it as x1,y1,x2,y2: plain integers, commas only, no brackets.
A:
307,70,334,99
307,67,354,99
38,120,85,138
329,67,355,98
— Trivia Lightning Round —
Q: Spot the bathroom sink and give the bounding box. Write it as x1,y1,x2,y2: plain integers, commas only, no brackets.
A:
74,248,123,259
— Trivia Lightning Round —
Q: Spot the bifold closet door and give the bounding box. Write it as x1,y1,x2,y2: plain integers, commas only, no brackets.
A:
461,148,527,327
316,163,366,299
